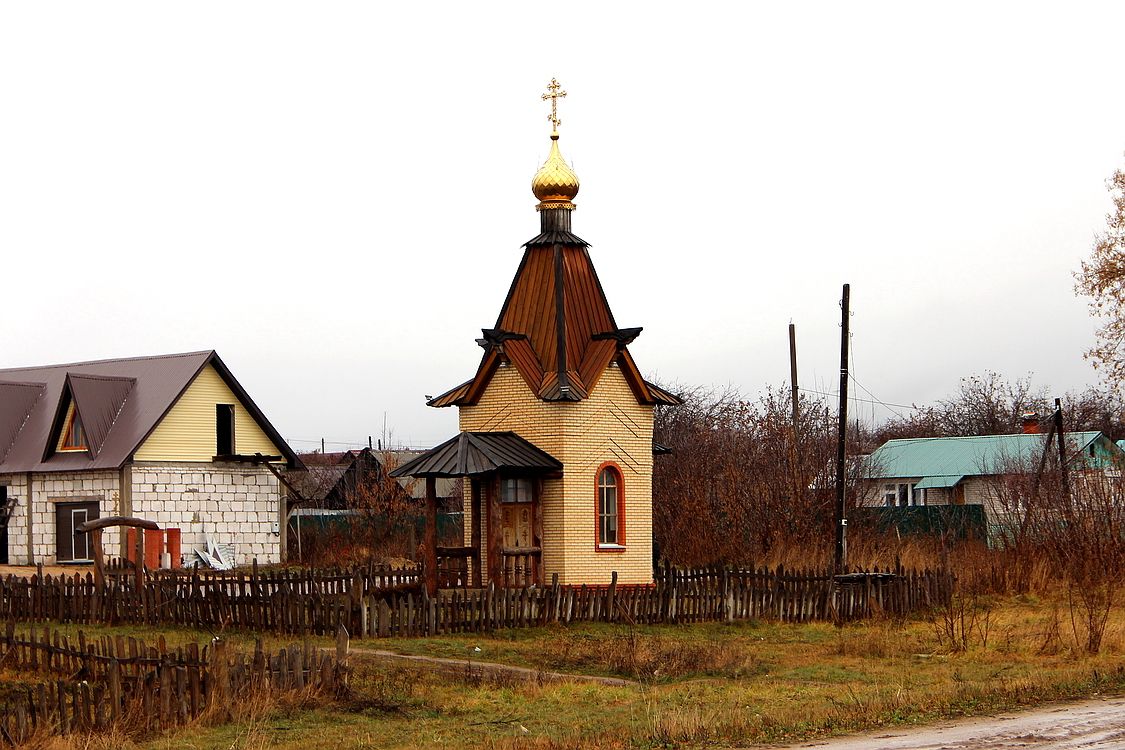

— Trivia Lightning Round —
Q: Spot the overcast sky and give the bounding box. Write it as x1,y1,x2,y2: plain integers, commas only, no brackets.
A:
3,2,1124,452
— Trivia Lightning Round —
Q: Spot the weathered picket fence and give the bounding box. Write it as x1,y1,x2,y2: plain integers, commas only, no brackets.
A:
359,565,955,637
0,563,420,635
0,623,348,742
0,564,953,638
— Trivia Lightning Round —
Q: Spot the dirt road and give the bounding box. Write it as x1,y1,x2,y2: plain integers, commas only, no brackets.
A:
782,697,1125,749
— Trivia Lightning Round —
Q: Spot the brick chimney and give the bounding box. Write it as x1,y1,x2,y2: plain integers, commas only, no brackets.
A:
1021,412,1041,434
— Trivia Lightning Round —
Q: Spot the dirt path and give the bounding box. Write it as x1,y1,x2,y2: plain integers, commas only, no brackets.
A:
349,646,637,687
780,697,1125,749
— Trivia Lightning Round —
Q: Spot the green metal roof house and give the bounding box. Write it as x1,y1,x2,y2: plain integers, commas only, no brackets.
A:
865,431,1122,510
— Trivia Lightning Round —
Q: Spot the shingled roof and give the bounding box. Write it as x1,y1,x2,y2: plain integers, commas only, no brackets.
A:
428,242,681,408
0,350,298,473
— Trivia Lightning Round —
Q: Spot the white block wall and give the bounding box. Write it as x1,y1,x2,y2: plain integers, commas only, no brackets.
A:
28,470,122,564
1,474,29,563
131,463,281,566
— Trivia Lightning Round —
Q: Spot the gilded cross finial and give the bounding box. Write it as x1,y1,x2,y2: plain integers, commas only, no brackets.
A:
541,77,567,134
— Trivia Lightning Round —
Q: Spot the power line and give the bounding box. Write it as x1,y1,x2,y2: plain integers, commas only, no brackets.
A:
798,386,921,413
848,373,911,419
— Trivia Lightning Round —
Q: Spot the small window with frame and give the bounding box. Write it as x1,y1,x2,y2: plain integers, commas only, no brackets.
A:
59,404,88,452
501,477,532,503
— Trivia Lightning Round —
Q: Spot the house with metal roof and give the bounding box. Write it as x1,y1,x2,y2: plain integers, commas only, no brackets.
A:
291,447,459,511
863,430,1122,535
0,350,299,566
393,81,680,592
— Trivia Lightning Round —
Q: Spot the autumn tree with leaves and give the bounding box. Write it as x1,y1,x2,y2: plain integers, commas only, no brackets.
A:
1077,164,1125,382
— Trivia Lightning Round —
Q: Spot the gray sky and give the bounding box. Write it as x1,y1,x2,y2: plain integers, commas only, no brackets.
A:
3,2,1124,452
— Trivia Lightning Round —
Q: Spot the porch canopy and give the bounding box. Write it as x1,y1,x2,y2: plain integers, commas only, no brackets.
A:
914,474,964,490
390,431,561,478
391,431,562,593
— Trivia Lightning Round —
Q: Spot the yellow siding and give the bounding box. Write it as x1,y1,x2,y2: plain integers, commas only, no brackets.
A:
134,365,283,462
460,362,655,586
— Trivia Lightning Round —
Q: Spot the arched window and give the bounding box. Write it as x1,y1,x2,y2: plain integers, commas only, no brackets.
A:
596,464,625,548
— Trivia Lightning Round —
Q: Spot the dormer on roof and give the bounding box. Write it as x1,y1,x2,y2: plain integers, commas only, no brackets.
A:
45,373,136,460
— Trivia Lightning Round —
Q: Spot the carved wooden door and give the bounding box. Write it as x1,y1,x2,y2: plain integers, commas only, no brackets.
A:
501,503,532,548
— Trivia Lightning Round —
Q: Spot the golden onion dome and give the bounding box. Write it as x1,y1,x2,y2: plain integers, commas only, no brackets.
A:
532,131,579,210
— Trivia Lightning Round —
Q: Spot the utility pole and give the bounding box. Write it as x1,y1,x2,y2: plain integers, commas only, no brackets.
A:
789,323,804,512
834,284,851,574
1054,397,1070,501
789,323,800,437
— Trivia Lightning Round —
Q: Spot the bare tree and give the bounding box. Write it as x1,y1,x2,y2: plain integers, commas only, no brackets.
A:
1077,163,1125,382
875,374,1124,442
986,438,1125,654
652,384,868,567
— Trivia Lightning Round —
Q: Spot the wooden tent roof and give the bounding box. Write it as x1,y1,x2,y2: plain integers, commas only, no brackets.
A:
428,237,680,408
390,431,562,478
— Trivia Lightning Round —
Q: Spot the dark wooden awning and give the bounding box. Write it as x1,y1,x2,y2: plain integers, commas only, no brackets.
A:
390,431,562,478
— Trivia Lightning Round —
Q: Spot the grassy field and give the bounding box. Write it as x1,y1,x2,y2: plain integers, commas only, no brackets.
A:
13,594,1125,749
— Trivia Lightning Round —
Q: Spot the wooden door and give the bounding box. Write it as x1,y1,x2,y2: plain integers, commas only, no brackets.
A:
501,503,533,549
504,501,533,548
55,501,99,562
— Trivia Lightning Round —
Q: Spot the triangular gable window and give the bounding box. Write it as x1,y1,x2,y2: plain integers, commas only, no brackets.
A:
59,403,88,452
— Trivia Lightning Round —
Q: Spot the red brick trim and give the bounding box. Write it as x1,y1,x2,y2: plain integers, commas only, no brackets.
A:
594,461,626,551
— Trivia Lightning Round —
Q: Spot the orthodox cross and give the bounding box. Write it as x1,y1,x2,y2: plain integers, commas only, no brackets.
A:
542,78,567,132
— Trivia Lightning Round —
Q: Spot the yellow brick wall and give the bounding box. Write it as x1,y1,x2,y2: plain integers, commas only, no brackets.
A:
135,365,283,462
459,362,654,585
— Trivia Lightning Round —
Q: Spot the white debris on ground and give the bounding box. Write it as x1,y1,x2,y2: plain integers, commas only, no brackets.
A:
194,537,236,570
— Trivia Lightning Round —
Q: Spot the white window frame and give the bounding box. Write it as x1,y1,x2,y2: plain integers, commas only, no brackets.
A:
883,482,925,507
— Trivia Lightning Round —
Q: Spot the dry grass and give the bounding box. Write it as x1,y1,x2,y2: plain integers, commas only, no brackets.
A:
539,629,758,681
10,585,1125,749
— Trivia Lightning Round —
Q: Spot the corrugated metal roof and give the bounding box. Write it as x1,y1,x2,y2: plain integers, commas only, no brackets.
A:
0,382,45,464
867,432,1110,480
68,373,136,458
0,350,298,473
914,474,964,489
390,431,562,478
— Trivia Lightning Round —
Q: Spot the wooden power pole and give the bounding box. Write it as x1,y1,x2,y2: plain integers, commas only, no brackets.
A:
1054,397,1070,501
834,284,851,574
788,323,803,513
789,323,800,437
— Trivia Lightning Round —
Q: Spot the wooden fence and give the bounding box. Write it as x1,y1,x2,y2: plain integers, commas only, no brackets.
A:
0,564,421,635
360,565,954,637
0,564,953,638
0,623,347,742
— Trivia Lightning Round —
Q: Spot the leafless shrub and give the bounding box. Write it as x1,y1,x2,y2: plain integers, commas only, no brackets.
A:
986,438,1125,655
653,384,872,567
929,550,996,652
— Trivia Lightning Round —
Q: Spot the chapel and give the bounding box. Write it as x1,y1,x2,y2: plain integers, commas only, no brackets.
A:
394,80,679,589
